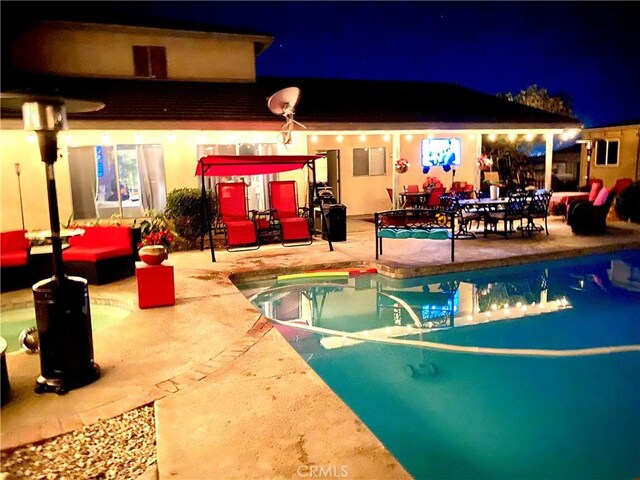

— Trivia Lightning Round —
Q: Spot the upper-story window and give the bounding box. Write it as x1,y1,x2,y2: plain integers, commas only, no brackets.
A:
595,139,619,166
353,147,387,176
133,46,167,79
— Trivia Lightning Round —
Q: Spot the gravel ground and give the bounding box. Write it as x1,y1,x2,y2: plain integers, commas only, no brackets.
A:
0,405,156,479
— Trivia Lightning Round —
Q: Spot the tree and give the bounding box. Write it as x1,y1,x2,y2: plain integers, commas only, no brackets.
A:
498,84,574,118
480,85,577,182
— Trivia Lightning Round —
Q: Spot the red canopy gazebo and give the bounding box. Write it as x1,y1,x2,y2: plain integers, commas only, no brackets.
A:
195,154,329,261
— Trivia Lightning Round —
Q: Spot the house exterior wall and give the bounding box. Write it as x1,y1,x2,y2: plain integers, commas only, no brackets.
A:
307,132,478,215
11,22,258,82
0,127,306,231
580,124,640,187
0,127,481,230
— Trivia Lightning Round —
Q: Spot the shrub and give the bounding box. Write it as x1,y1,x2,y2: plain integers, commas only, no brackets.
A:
614,181,640,223
164,188,215,247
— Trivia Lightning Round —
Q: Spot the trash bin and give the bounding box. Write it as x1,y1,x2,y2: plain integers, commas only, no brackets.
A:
33,276,100,394
323,204,347,242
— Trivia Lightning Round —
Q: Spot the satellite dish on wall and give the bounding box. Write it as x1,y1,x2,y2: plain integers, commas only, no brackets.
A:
267,87,307,145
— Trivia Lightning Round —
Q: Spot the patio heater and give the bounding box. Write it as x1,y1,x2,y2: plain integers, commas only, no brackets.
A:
0,93,104,394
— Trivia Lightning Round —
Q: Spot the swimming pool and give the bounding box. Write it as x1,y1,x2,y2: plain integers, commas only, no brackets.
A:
239,250,640,480
0,300,131,353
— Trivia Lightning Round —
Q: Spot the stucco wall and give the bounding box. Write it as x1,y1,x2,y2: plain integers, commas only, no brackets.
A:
0,128,480,231
306,133,478,216
11,23,257,82
0,128,306,231
581,126,640,188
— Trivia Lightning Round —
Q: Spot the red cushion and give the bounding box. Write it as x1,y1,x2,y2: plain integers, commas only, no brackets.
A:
0,251,28,267
593,187,611,207
280,218,310,241
225,221,257,246
1,230,30,252
588,182,602,202
612,178,633,194
69,226,132,249
63,246,133,262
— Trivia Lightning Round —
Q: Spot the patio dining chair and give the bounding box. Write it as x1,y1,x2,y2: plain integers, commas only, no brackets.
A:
426,187,446,207
216,182,259,251
268,180,313,246
523,189,552,236
484,191,528,238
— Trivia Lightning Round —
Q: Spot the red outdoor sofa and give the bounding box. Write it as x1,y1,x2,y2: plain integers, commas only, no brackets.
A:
0,229,32,292
62,225,137,284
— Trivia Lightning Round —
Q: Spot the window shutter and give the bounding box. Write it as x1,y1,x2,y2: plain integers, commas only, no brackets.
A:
149,46,167,79
133,46,150,77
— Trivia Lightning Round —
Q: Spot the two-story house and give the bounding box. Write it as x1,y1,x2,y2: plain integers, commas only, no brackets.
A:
0,18,581,231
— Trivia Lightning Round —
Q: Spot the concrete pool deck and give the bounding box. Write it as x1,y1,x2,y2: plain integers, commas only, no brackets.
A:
2,215,640,478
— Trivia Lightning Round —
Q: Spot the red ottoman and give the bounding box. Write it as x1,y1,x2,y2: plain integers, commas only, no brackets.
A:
135,262,175,309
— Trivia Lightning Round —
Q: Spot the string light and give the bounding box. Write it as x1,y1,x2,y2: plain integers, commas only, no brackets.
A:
525,133,534,141
507,133,516,141
488,133,497,142
27,133,37,143
406,134,413,140
359,134,367,142
336,134,343,142
383,134,390,141
168,131,176,142
134,131,143,144
311,135,318,143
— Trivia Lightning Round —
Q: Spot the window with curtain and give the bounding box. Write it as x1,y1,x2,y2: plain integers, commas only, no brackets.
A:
68,144,167,219
353,147,386,176
196,143,279,212
595,139,619,166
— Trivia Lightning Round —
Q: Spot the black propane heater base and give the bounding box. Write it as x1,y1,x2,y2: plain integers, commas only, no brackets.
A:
35,363,100,395
33,275,101,395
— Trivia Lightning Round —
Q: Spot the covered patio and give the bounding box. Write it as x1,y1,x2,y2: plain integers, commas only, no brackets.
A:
2,216,640,478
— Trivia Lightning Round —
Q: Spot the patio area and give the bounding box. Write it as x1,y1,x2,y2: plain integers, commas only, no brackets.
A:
2,214,640,479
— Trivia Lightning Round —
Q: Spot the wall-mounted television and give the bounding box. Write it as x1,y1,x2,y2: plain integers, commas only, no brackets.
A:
421,138,462,168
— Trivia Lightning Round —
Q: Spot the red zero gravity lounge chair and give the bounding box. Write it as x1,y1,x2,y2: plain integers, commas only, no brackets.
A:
216,182,259,251
268,180,313,246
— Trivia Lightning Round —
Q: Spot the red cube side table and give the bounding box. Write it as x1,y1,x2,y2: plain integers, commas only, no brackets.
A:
135,261,175,309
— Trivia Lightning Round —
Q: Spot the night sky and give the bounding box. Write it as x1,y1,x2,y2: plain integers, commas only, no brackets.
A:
3,1,639,128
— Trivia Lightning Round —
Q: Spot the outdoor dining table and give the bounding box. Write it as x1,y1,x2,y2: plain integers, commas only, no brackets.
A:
458,197,509,210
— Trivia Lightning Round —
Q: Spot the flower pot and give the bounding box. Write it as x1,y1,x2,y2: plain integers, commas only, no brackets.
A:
138,245,168,266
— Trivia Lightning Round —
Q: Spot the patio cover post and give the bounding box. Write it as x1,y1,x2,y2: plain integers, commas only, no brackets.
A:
544,134,554,190
392,133,401,208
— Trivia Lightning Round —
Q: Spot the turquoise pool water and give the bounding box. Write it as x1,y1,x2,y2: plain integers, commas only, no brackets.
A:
0,302,131,353
239,250,640,480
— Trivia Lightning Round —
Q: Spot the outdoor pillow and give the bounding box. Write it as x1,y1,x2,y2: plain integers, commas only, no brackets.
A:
395,230,413,239
377,228,398,238
428,229,450,240
593,187,611,207
588,182,601,202
411,230,432,239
